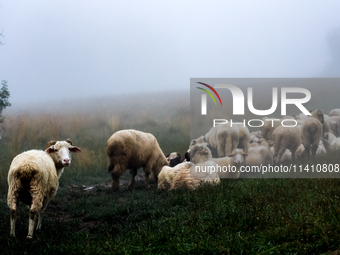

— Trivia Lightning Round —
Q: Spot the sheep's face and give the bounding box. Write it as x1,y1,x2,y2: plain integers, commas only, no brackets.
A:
46,140,81,168
229,149,247,166
190,144,212,164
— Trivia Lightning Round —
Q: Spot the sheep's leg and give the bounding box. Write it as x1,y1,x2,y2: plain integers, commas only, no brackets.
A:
275,147,286,164
128,169,137,190
110,171,121,192
304,144,311,159
27,189,44,239
9,198,18,238
36,198,50,230
311,143,318,158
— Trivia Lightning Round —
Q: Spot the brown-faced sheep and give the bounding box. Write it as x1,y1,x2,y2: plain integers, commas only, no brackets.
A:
106,129,168,191
7,139,81,239
272,125,302,164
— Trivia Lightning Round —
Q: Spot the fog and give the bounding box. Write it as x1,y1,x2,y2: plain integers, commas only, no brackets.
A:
0,0,340,107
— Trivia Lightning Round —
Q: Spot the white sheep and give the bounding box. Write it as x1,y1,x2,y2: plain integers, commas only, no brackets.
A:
269,147,292,163
7,139,81,239
329,116,340,137
158,162,192,190
329,108,340,117
300,118,323,158
190,123,250,157
106,129,168,191
260,116,294,141
324,132,340,151
170,144,220,190
295,140,327,160
272,125,302,164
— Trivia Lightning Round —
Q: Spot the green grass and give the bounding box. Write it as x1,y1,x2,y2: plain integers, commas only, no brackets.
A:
1,176,340,254
1,94,340,254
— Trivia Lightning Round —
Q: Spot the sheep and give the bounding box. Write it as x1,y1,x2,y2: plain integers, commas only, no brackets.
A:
7,139,81,239
272,125,302,164
324,132,340,151
260,117,282,141
300,118,323,158
158,162,192,190
170,144,220,190
269,147,292,163
249,131,262,146
310,109,329,136
295,140,327,160
190,124,239,157
106,129,168,191
245,146,273,166
166,152,184,167
189,123,249,158
329,116,340,137
329,108,340,117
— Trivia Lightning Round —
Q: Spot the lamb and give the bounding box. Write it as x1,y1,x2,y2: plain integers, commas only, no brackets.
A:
324,132,340,151
106,129,168,191
7,139,81,239
271,125,302,164
170,144,220,190
329,108,340,117
300,118,323,158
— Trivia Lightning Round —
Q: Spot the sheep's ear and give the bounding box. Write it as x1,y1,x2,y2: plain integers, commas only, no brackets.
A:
228,154,235,157
46,140,57,149
242,153,248,156
46,147,55,154
66,138,73,145
69,146,81,153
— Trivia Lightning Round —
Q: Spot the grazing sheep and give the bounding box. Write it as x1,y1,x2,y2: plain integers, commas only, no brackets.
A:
295,140,327,160
272,125,302,164
190,123,249,157
301,118,323,158
330,108,340,117
270,147,292,163
106,129,168,191
7,139,81,239
310,109,329,136
246,146,273,166
260,117,282,141
324,132,340,151
190,124,239,157
170,144,220,190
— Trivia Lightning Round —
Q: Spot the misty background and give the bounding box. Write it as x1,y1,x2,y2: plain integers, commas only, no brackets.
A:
0,1,340,111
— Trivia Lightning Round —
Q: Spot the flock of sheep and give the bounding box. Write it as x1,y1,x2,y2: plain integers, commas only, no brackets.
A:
6,108,340,239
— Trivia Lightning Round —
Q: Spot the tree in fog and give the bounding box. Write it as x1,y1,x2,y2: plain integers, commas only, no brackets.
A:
0,80,11,127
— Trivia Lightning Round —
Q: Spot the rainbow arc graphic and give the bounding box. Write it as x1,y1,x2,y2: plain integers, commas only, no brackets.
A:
196,82,222,115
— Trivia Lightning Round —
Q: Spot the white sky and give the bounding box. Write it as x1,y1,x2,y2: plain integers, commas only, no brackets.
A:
0,0,340,104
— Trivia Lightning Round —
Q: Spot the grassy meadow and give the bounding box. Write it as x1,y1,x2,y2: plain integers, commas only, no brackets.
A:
1,91,340,254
